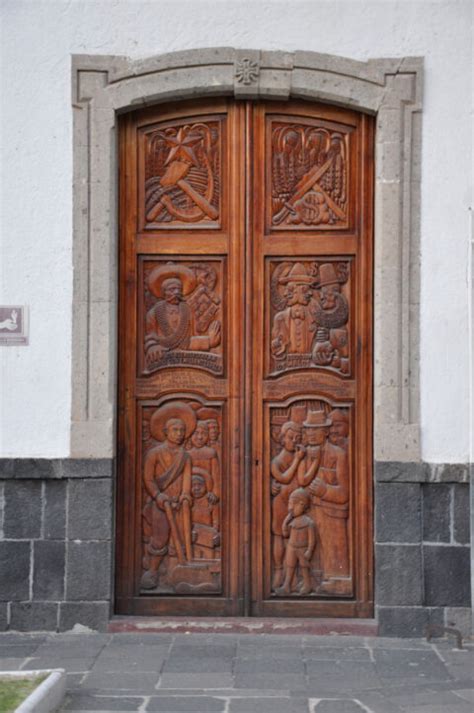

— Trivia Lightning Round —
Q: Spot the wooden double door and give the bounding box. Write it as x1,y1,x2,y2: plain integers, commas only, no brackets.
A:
117,99,374,618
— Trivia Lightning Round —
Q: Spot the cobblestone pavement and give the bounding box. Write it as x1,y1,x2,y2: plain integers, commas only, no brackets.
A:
0,632,473,712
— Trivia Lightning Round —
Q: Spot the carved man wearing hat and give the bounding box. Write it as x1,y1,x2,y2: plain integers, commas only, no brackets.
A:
302,408,351,593
328,408,349,451
312,262,349,372
141,401,196,590
145,262,221,369
271,262,316,360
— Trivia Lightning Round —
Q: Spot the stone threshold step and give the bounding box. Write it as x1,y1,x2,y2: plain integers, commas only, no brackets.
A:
109,616,378,636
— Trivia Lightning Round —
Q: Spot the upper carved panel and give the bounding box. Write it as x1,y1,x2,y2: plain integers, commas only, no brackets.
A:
269,120,350,230
143,119,221,228
141,259,224,376
268,259,351,376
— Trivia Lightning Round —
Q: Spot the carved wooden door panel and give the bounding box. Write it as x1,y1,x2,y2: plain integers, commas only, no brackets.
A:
249,103,374,617
117,99,373,618
117,100,246,616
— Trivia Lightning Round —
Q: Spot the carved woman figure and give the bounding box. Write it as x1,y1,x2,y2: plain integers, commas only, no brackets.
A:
271,420,305,589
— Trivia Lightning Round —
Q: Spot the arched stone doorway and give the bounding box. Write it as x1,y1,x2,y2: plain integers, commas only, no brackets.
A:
71,49,422,623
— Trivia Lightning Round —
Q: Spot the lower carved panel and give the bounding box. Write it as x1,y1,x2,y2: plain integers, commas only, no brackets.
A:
270,399,352,598
140,398,222,595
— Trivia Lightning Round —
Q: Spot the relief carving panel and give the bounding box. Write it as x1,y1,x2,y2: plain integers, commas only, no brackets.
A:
144,119,221,227
140,399,223,594
270,400,352,598
269,259,351,376
270,121,349,229
142,259,224,375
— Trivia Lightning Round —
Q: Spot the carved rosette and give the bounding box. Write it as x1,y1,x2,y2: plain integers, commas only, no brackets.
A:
144,119,221,227
268,259,351,376
270,399,352,598
141,259,224,376
140,399,223,595
269,121,350,229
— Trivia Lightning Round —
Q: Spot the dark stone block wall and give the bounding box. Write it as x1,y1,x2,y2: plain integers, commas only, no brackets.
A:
0,460,113,632
0,458,471,635
375,463,471,637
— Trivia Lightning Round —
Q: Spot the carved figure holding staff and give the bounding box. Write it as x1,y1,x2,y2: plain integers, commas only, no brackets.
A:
141,401,196,590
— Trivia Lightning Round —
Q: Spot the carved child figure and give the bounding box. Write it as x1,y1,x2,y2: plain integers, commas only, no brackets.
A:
277,488,316,596
191,472,220,559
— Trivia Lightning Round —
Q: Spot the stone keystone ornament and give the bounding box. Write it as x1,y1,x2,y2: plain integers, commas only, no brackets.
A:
235,58,260,85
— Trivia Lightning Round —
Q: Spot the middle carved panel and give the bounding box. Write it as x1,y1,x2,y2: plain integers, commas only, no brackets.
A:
267,258,351,377
140,258,225,376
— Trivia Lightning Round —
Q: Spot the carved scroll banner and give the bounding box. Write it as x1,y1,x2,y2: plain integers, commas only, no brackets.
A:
269,399,353,598
140,399,223,595
142,117,222,229
268,259,351,377
140,258,224,376
268,120,351,231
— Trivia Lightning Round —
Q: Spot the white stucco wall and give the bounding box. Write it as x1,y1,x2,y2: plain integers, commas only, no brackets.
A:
0,0,472,461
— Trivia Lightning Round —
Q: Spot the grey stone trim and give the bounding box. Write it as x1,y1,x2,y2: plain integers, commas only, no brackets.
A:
71,47,423,460
375,461,470,483
5,457,468,484
59,601,110,632
0,458,114,479
10,602,59,632
376,606,443,638
0,476,114,632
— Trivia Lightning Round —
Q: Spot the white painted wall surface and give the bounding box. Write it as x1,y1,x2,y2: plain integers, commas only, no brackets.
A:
0,0,472,461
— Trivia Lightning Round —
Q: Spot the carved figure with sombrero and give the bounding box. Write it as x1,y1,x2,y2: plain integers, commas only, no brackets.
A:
144,261,221,369
141,401,197,590
271,262,317,358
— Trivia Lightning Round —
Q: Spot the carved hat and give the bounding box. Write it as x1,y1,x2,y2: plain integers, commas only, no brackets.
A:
303,409,331,428
318,263,341,288
150,401,197,441
148,262,196,298
196,407,219,422
290,405,307,424
328,408,348,424
279,262,314,285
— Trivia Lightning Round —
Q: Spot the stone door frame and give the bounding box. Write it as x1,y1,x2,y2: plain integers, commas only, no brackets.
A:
71,48,422,463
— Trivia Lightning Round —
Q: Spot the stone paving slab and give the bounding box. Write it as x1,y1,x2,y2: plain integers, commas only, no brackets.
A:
0,631,472,712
